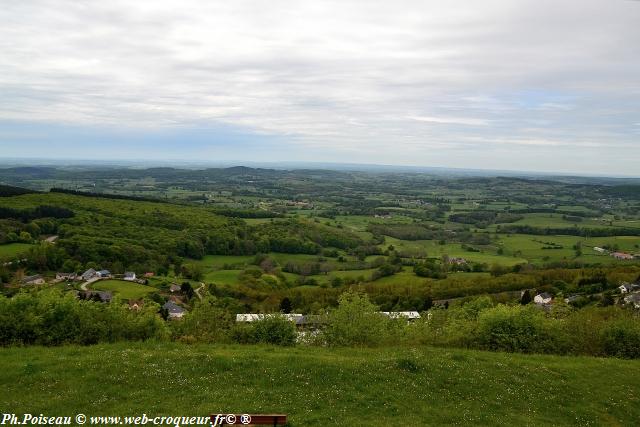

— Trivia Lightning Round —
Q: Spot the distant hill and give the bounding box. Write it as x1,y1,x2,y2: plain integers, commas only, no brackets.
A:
0,184,37,197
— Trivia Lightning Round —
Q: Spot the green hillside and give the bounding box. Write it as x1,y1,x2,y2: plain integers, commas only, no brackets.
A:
2,343,639,426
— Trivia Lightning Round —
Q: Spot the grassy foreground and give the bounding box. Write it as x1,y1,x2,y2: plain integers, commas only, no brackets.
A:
1,343,639,426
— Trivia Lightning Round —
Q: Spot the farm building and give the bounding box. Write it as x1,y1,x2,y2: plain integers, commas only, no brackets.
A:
380,311,421,320
619,283,640,294
534,292,553,305
78,291,112,303
123,272,136,281
97,270,111,278
236,313,304,323
163,301,186,319
21,274,45,285
81,268,97,281
56,272,76,280
611,252,634,260
623,293,640,309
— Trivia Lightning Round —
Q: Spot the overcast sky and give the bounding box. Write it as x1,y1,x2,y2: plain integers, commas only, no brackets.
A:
1,0,639,175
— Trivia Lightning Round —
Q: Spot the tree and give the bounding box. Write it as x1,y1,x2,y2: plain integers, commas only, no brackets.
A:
520,289,532,305
279,297,293,314
181,282,195,300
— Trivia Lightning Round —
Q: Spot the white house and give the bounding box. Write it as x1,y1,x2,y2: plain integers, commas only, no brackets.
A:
534,292,553,305
236,313,304,323
379,311,421,320
619,283,640,294
123,272,136,281
593,247,606,253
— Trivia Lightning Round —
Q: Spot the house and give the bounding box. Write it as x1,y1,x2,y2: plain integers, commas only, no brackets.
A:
169,283,182,293
612,252,634,260
81,268,97,281
21,274,45,285
128,299,144,311
379,311,421,320
593,247,606,253
619,282,640,294
144,272,155,278
448,257,468,265
97,270,111,278
56,272,76,281
123,272,136,281
78,291,112,303
235,313,304,323
534,292,553,305
623,293,640,309
163,301,186,319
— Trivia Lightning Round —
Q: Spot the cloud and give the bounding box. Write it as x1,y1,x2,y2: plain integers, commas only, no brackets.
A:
0,0,639,175
409,116,490,126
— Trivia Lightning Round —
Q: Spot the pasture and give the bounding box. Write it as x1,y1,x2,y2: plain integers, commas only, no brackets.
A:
1,343,639,426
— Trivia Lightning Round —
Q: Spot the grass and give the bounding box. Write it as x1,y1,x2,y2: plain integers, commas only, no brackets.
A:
1,343,639,425
0,243,33,259
203,269,243,285
91,280,158,300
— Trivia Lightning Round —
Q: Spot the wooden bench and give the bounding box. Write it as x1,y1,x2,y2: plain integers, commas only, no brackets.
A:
210,414,287,426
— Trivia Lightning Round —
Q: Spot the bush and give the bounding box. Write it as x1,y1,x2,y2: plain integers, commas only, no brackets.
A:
231,315,297,346
476,305,550,353
320,290,398,347
251,315,297,346
601,320,640,359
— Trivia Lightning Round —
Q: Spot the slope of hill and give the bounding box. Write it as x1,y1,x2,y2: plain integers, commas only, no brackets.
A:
1,343,638,426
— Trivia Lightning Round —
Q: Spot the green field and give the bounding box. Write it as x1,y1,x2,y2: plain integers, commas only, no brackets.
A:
1,343,639,426
91,280,158,300
0,243,33,259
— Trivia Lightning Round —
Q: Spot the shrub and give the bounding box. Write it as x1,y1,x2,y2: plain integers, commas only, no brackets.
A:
476,305,549,353
320,290,394,347
250,315,297,346
601,320,640,359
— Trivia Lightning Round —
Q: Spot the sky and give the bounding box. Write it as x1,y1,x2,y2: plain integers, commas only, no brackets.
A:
1,0,639,175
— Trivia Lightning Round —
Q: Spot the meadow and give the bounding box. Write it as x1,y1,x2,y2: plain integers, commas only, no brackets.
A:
1,343,639,426
92,280,158,299
0,242,32,260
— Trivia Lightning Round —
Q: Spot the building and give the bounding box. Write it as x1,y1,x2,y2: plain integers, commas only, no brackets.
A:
56,272,76,281
169,283,182,293
163,301,186,319
21,274,45,285
619,282,640,294
97,270,111,278
593,247,606,253
379,311,421,320
236,313,304,323
534,292,553,305
612,252,634,260
144,272,155,278
123,272,136,281
623,293,640,309
78,291,112,303
128,300,144,311
448,257,468,265
81,268,97,281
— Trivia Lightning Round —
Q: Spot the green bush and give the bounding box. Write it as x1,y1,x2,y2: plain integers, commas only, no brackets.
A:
601,319,640,359
251,315,297,346
320,290,399,347
476,305,550,353
231,315,297,346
